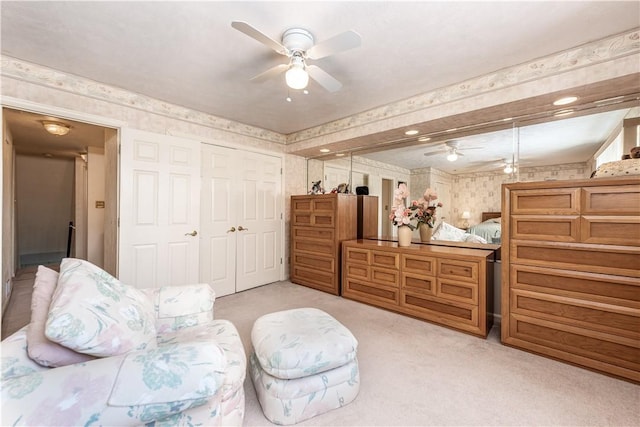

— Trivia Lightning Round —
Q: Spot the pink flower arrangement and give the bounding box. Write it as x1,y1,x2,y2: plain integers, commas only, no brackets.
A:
410,187,443,228
389,185,443,229
389,183,415,229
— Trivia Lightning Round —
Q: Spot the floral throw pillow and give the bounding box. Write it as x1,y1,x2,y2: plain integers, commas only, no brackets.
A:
27,265,96,367
45,258,157,357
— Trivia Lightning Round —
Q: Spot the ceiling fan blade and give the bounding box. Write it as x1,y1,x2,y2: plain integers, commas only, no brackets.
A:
307,30,361,60
307,65,342,92
423,150,444,157
231,21,287,55
250,63,288,82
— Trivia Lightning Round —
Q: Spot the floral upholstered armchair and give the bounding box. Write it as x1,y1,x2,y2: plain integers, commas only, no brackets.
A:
1,258,246,426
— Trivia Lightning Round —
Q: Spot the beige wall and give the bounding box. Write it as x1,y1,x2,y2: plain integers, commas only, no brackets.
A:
15,154,74,264
2,112,14,315
87,147,105,267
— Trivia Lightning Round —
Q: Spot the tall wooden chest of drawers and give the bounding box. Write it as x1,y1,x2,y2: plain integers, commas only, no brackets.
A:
501,177,640,382
290,194,357,295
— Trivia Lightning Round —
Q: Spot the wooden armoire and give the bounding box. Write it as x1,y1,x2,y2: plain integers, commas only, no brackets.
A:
501,177,640,382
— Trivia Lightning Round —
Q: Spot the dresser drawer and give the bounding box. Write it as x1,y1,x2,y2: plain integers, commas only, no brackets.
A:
343,278,399,306
511,215,579,242
345,263,369,280
291,265,334,290
582,184,640,215
292,196,336,212
292,238,334,256
508,314,640,380
402,272,435,295
511,289,640,340
581,216,640,246
371,267,399,288
292,212,335,227
292,253,334,274
437,279,478,305
511,240,640,277
401,292,478,330
344,246,370,264
509,264,640,305
402,254,436,275
292,226,334,241
438,259,478,283
511,188,580,215
372,250,399,269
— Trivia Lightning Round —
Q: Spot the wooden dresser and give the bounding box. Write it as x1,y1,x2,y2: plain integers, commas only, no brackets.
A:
290,194,357,295
501,177,640,382
342,239,495,337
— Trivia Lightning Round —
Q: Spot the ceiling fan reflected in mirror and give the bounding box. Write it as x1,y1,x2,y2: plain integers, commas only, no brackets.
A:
231,21,361,92
423,140,483,162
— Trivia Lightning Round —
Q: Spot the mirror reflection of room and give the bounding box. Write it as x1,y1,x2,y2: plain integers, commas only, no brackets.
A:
306,104,639,244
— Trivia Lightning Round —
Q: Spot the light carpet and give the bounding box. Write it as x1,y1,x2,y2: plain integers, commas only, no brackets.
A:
213,281,639,427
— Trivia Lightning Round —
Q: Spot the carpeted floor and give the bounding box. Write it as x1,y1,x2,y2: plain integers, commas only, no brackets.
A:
3,275,639,426
214,281,640,427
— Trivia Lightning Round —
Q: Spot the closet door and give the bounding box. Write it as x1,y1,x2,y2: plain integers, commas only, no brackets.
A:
119,129,201,288
200,144,283,296
200,144,237,296
235,150,282,291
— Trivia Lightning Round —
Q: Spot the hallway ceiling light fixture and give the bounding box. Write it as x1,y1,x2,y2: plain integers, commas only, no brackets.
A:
42,121,70,136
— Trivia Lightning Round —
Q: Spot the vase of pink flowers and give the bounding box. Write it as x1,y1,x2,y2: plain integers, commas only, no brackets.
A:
409,187,443,243
389,184,443,245
389,183,414,246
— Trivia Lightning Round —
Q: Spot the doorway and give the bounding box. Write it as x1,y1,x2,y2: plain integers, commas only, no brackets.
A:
2,107,117,275
382,178,393,236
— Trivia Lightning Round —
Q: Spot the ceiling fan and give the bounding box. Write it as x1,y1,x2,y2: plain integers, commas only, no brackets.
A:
423,140,483,162
231,21,361,93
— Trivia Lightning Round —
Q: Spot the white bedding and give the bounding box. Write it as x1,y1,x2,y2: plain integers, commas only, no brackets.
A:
432,222,488,244
467,218,501,243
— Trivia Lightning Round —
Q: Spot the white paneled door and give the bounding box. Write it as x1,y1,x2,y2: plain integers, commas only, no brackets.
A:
119,129,201,288
200,144,282,296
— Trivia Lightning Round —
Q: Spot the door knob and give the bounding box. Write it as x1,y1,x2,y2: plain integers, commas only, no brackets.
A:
227,227,236,233
185,230,198,236
238,226,249,231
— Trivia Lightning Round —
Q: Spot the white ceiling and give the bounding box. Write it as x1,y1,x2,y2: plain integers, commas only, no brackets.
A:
1,1,639,173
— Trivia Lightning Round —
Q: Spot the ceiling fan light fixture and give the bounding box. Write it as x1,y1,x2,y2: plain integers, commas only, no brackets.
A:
504,164,516,174
446,151,458,162
42,121,70,136
285,55,309,89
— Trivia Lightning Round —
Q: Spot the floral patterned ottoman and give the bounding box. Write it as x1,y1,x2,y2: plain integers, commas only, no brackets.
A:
249,308,360,425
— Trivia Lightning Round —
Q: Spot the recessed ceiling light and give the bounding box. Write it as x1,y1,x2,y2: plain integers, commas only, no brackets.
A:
446,128,457,132
319,148,330,153
335,153,345,157
404,129,419,136
553,96,578,106
418,136,431,142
